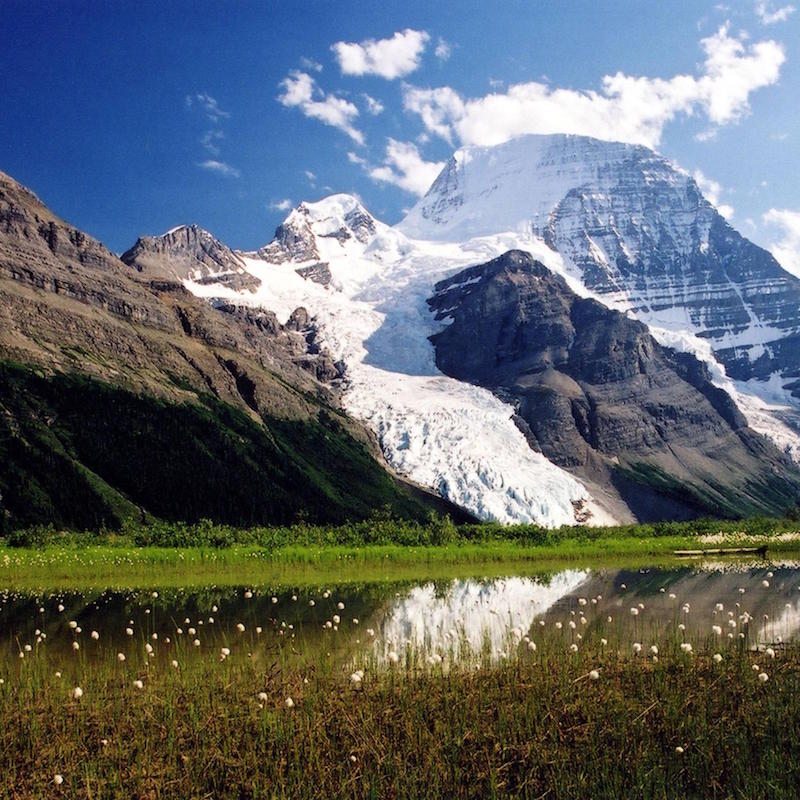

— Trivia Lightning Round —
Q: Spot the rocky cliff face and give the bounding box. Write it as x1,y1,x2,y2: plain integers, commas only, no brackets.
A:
428,250,800,519
402,134,800,392
121,224,260,292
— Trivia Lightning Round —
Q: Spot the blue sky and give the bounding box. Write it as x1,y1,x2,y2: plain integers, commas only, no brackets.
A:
2,0,799,268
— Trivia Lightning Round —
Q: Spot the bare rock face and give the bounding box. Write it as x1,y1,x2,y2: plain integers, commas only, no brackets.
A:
121,224,260,292
0,169,343,420
428,250,800,519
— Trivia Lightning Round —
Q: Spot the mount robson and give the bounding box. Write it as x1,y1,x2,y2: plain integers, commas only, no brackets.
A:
4,133,800,531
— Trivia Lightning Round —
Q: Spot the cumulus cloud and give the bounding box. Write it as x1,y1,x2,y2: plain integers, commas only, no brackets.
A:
693,170,735,219
403,24,785,149
198,160,240,178
269,198,293,212
368,139,444,196
363,94,385,115
332,29,430,79
755,0,796,24
763,208,800,276
278,71,364,144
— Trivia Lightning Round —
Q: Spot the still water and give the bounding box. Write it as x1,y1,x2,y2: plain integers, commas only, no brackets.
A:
3,561,799,666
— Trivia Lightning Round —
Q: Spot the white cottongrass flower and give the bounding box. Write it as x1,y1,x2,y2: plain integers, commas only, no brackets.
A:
762,580,770,588
188,627,196,636
680,643,693,653
649,645,659,656
766,647,775,659
712,625,722,636
24,644,32,652
713,653,723,663
145,643,153,654
569,643,579,653
171,660,179,668
668,593,676,599
125,628,134,636
366,628,375,638
600,638,608,647
271,597,278,604
258,691,268,702
220,647,231,657
117,653,126,662
151,633,158,641
527,641,537,651
58,604,65,612
589,669,600,680
632,643,642,654
132,680,144,690
309,600,316,607
758,672,769,683
350,672,363,686
387,650,400,664
53,774,64,786
244,591,253,599
675,746,684,754
256,626,263,635
193,639,201,647
333,615,341,625
68,620,77,629
285,696,295,708
72,642,80,651
71,686,83,700
578,598,587,606
715,603,724,611
236,623,245,633
568,620,577,630
352,618,359,625
337,602,345,610
678,624,686,631
630,607,639,617
555,622,562,630
91,631,99,640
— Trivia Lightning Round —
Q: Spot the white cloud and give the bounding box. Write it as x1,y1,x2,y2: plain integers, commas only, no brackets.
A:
435,38,452,61
197,160,240,178
693,169,735,219
332,29,430,79
763,208,800,276
186,93,230,124
347,151,368,166
300,56,323,72
200,129,224,156
304,170,316,183
403,24,785,149
368,139,444,196
755,0,796,24
363,94,385,115
278,71,364,144
269,198,293,212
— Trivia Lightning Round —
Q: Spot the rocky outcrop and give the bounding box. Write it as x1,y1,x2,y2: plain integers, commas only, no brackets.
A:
428,250,800,519
121,224,260,292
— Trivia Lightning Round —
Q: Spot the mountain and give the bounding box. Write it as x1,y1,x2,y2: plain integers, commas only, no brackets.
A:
428,250,800,520
121,224,260,291
0,170,466,531
5,130,800,530
400,134,800,393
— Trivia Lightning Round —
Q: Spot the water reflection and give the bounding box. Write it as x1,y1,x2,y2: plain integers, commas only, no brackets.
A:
2,561,800,668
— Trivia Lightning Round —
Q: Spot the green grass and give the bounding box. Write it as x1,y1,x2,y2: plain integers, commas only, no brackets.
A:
2,602,799,798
